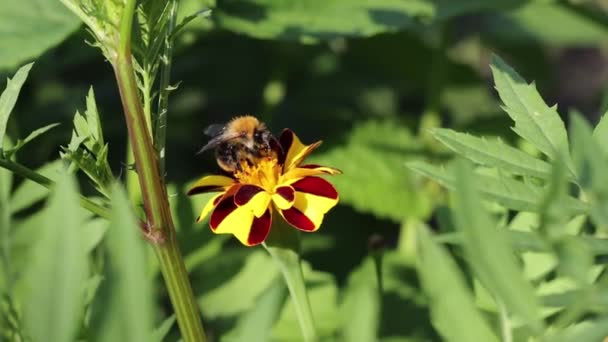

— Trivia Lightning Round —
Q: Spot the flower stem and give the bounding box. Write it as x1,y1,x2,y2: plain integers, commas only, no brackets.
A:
264,243,318,341
114,1,206,341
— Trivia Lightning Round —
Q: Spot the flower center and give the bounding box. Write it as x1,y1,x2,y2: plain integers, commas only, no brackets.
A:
234,156,281,192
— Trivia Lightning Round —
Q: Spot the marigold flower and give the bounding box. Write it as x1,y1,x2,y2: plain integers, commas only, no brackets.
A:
188,129,341,246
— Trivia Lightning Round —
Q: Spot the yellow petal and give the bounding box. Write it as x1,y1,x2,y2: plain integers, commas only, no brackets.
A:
213,203,255,245
248,191,272,218
279,191,339,232
280,129,322,172
196,193,223,223
188,175,235,195
281,166,342,182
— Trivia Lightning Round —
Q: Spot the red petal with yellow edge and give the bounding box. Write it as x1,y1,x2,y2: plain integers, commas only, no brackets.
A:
247,209,272,246
234,185,264,206
209,195,238,231
272,185,295,210
281,207,316,231
291,177,338,200
187,175,235,195
278,129,322,172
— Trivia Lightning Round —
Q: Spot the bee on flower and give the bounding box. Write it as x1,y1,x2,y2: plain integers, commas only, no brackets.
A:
188,115,341,246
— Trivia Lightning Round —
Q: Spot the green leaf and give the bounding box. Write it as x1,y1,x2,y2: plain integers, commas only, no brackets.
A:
552,317,608,342
490,55,574,176
450,160,543,332
416,224,499,342
4,123,60,157
199,251,279,318
0,2,80,69
592,110,608,155
222,279,286,342
569,112,608,229
271,263,339,340
407,161,588,215
97,185,154,342
431,128,552,179
339,258,380,342
150,315,176,342
22,171,88,342
0,63,33,151
214,0,433,43
10,160,62,214
312,120,433,221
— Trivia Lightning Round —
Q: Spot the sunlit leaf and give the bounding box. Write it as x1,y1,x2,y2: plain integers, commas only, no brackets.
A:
407,160,588,215
0,2,80,69
312,120,433,221
490,55,574,176
432,128,552,179
0,63,33,151
416,224,499,342
450,160,543,332
10,160,63,213
22,171,88,342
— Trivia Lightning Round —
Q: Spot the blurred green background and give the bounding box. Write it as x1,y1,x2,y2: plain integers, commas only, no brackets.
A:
2,0,608,340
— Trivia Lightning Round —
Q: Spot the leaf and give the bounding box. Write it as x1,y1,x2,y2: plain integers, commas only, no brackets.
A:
198,251,279,318
10,160,62,213
592,110,608,155
22,171,88,342
552,317,608,342
407,160,588,215
150,315,176,342
431,128,552,179
450,160,543,332
96,185,154,342
4,123,60,157
490,55,574,176
214,0,433,43
222,279,286,342
416,224,499,342
339,258,380,342
0,63,33,151
271,263,339,340
0,1,80,69
569,112,608,229
311,120,433,222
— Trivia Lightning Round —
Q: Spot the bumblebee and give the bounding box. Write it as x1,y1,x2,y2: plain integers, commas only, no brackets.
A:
198,115,280,173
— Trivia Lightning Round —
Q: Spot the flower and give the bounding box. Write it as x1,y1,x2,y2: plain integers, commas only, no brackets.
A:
187,129,341,246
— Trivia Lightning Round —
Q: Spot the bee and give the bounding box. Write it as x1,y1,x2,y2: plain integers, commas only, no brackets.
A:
198,115,280,173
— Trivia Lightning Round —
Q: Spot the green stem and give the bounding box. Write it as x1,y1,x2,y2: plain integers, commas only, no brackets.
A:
114,2,206,341
0,158,111,219
497,298,512,342
264,244,317,342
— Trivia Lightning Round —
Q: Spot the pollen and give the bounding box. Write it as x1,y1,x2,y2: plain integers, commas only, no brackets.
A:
234,156,281,191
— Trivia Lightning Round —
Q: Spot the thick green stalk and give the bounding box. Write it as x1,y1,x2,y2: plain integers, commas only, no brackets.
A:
114,1,206,341
264,243,317,342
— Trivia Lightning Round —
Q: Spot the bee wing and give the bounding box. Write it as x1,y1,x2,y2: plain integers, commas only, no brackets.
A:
204,124,226,137
196,131,242,154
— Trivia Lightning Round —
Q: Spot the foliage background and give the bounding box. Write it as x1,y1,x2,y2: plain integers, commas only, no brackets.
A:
1,0,608,341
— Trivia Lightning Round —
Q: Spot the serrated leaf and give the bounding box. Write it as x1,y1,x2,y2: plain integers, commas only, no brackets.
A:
0,63,33,151
416,225,499,342
311,120,433,221
97,185,154,342
199,251,279,318
490,55,574,176
407,161,588,215
4,123,60,157
450,160,543,332
22,171,88,342
0,1,80,69
432,128,552,179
